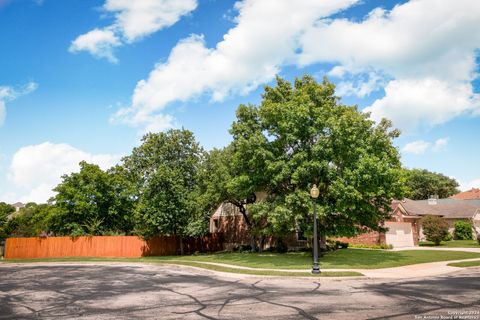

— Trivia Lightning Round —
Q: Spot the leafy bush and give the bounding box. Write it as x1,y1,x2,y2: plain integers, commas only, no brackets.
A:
233,244,252,252
274,239,288,253
421,216,449,246
335,241,349,249
443,232,453,241
322,239,348,251
454,221,474,240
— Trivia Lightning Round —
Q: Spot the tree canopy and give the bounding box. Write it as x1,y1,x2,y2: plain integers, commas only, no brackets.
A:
403,168,459,200
4,203,58,237
123,129,204,238
52,161,135,235
6,74,462,246
0,202,15,239
227,75,405,238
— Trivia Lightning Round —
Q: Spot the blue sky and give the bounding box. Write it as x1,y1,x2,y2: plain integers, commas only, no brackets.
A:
1,0,479,203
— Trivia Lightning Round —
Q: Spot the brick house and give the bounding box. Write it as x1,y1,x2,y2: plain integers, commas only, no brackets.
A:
210,197,480,250
340,198,480,247
398,198,480,239
336,200,420,247
209,202,307,251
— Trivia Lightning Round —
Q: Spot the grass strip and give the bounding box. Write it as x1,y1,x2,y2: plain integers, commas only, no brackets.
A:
419,240,480,248
0,257,363,277
3,249,480,270
159,261,363,277
147,250,480,269
447,260,480,268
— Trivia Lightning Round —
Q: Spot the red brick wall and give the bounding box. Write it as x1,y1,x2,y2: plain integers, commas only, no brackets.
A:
213,215,251,249
336,230,385,246
211,214,307,250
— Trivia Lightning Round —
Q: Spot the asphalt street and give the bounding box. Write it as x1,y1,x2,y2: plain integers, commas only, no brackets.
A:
0,263,479,320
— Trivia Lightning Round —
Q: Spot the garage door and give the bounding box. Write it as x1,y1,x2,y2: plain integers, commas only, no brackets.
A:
385,222,414,248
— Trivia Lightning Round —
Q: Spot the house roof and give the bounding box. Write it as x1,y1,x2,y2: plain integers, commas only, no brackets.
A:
12,202,25,208
450,188,480,200
211,202,242,218
396,198,479,219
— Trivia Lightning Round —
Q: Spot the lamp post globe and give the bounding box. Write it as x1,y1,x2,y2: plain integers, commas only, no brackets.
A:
310,184,320,274
310,184,319,199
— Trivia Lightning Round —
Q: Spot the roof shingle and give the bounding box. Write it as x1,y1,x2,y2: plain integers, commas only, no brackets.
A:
397,198,479,219
450,188,480,200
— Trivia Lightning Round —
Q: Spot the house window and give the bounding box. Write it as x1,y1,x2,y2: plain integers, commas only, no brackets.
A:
213,219,219,232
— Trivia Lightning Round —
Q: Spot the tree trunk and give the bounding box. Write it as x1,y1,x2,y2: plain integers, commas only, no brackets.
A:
258,236,265,253
250,235,257,252
179,236,184,255
230,199,258,252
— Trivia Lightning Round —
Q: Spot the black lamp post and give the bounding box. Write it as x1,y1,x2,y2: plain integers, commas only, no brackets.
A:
310,184,320,274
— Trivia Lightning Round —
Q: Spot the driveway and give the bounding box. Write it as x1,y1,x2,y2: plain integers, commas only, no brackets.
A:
0,263,479,320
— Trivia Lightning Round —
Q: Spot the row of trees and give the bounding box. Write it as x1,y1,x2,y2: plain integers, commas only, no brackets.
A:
0,75,461,247
2,130,205,239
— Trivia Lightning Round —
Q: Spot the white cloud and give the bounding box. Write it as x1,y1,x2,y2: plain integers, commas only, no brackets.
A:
115,0,480,133
433,137,449,151
0,81,38,126
402,137,449,155
4,142,120,203
114,0,359,131
298,0,480,133
364,78,479,132
69,28,121,63
70,0,198,62
402,140,430,155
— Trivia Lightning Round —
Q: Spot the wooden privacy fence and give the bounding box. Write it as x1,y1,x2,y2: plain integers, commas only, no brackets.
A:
3,234,223,259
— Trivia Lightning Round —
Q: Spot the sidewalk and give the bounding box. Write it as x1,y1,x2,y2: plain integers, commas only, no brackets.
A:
391,246,480,253
165,257,480,279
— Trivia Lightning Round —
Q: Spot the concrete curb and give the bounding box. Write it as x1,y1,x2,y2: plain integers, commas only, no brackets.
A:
3,257,479,279
161,257,480,279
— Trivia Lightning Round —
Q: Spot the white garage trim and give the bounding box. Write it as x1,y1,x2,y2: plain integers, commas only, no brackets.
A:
474,212,480,231
385,221,414,248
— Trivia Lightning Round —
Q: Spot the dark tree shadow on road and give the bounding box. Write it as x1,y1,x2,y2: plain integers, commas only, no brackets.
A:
2,265,479,320
0,265,326,319
363,273,480,319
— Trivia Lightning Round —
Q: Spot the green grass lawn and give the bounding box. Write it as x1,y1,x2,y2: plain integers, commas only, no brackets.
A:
151,249,480,269
419,240,480,248
447,260,480,268
4,248,480,270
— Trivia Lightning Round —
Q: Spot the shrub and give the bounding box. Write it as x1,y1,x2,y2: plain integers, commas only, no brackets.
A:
335,241,349,249
275,239,288,253
233,244,252,252
443,232,453,242
454,221,474,240
323,239,348,251
421,216,449,246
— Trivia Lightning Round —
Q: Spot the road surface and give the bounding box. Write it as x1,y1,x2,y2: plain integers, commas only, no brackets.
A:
0,263,479,319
